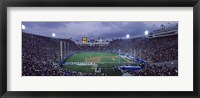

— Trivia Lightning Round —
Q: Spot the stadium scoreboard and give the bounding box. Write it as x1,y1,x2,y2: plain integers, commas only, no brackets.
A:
82,37,87,43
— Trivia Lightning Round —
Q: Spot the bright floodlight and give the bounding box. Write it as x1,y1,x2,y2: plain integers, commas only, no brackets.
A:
145,30,149,35
22,25,26,30
52,33,56,37
126,34,130,38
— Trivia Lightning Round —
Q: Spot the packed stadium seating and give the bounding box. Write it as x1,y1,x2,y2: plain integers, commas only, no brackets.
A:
22,33,87,76
22,32,178,76
131,64,178,76
78,45,106,52
105,35,178,63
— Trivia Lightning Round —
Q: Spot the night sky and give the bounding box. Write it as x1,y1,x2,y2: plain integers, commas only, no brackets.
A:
22,21,178,41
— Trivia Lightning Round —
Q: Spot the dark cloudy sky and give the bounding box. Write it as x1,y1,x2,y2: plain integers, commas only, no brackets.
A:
22,21,178,41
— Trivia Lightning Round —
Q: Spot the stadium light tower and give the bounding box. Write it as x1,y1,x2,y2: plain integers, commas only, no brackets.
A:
144,30,149,35
126,34,130,38
52,33,56,37
22,24,26,30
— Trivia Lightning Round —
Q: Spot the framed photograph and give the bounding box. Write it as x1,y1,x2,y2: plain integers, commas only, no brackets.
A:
0,0,199,98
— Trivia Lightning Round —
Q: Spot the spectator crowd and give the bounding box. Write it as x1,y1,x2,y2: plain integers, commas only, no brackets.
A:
106,35,178,63
22,32,178,76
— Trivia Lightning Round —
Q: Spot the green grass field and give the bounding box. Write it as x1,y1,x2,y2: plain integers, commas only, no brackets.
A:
63,52,137,76
65,52,129,63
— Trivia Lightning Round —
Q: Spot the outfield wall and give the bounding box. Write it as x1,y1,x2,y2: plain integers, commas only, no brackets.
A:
63,62,97,66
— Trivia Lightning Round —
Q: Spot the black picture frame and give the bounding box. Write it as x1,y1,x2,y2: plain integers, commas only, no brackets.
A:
0,0,199,98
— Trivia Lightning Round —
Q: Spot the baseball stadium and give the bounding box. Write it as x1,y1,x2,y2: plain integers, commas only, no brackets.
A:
22,22,178,76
